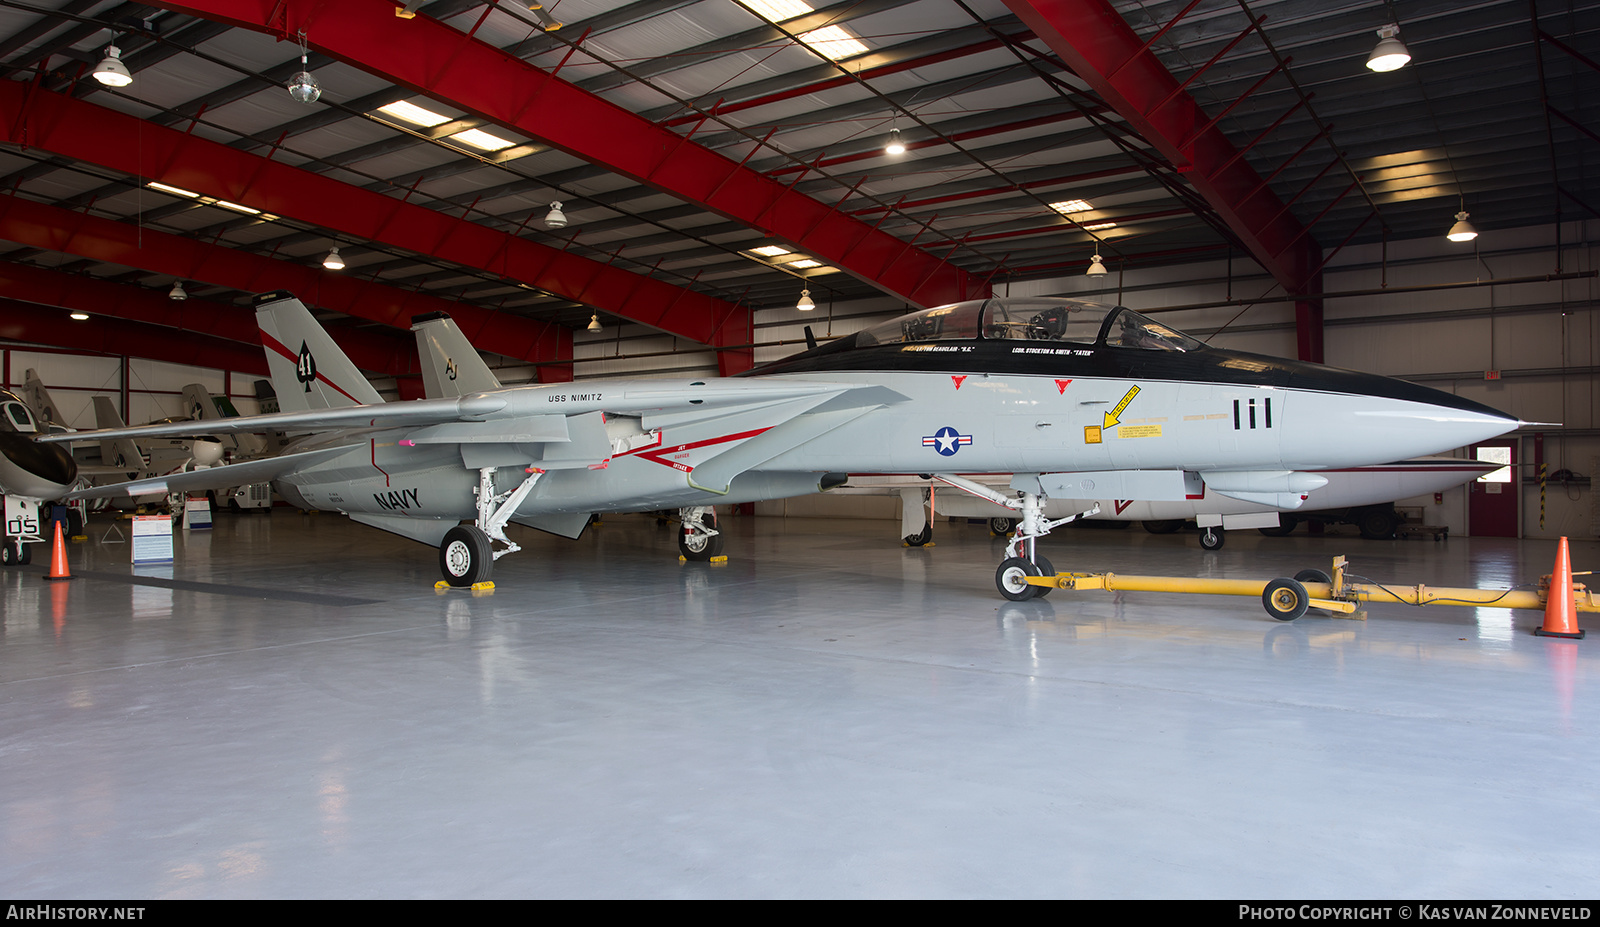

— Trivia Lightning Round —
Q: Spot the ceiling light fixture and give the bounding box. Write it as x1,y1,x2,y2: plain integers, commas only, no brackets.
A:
527,3,563,31
377,100,452,127
884,127,905,156
545,201,568,229
70,312,90,321
169,281,187,301
1447,210,1478,243
587,314,603,333
322,247,345,270
1366,25,1411,73
92,43,132,87
287,31,321,104
796,288,816,311
1086,254,1107,276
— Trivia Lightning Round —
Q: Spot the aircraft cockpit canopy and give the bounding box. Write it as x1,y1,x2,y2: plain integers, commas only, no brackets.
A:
0,395,38,434
856,298,1201,352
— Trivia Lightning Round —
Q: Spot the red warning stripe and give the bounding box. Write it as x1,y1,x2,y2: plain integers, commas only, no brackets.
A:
260,330,366,406
617,427,774,472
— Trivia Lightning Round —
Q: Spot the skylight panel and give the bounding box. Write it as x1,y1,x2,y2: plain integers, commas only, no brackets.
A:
800,25,867,60
741,0,814,22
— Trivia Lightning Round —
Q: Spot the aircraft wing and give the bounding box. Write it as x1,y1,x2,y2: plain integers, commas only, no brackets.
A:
39,381,900,447
38,394,512,445
64,443,363,501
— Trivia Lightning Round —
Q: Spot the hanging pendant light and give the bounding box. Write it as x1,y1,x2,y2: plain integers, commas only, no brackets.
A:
1366,25,1410,73
93,44,132,87
545,201,568,229
796,288,816,311
1086,254,1107,276
168,281,188,301
884,127,905,156
1447,211,1478,243
587,314,603,333
322,247,345,269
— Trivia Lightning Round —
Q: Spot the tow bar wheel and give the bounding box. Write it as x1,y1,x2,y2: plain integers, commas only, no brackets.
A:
1262,577,1309,621
996,556,1043,601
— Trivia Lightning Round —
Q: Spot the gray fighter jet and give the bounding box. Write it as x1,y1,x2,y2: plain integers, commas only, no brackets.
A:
42,292,1521,596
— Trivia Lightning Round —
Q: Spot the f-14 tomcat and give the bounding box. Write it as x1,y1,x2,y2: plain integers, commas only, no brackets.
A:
42,292,1520,596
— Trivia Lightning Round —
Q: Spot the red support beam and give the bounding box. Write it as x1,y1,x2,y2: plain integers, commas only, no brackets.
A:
661,33,1032,128
1001,0,1321,295
0,299,271,376
0,260,420,377
150,0,985,309
0,191,574,381
0,82,720,375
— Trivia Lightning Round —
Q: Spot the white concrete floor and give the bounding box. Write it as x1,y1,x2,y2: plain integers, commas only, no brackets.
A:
1,510,1597,899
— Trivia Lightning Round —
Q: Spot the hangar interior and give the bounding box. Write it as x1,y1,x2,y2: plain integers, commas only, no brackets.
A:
2,0,1599,899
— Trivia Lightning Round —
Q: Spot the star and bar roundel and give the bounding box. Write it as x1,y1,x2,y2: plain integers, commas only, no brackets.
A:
922,426,972,457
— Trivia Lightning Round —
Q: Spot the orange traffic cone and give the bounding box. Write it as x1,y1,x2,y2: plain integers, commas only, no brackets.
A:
1535,536,1584,639
43,518,72,581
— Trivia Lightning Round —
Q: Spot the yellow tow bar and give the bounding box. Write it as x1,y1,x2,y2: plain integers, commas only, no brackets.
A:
1018,555,1600,621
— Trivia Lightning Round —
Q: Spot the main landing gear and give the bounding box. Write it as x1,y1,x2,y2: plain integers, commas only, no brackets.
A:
677,506,724,561
926,473,1098,602
439,467,546,587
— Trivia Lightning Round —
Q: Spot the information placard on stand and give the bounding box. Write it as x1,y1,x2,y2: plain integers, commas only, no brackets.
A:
183,496,212,530
131,516,174,563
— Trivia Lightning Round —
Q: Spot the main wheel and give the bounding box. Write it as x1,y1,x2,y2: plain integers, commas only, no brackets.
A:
1262,578,1309,621
1258,516,1298,537
439,525,494,587
996,556,1042,601
1199,528,1224,550
1142,519,1183,535
989,517,1016,536
903,522,933,547
679,513,725,561
0,540,18,566
1032,554,1055,599
1358,506,1398,540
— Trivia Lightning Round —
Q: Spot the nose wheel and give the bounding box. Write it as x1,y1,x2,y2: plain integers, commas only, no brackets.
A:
995,553,1055,601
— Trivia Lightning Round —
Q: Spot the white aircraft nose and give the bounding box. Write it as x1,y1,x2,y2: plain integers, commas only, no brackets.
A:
1282,393,1518,469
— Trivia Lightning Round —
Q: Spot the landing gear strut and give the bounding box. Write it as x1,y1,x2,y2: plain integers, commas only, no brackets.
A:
927,473,1096,602
439,466,545,587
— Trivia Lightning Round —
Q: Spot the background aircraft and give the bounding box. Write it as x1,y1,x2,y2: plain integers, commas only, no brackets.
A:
44,293,1520,595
